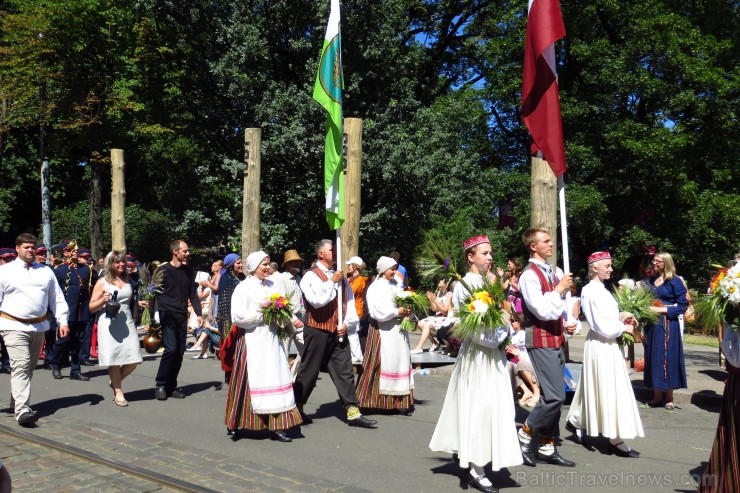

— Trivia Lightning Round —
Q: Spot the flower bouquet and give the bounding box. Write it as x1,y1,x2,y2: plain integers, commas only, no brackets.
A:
454,279,507,340
260,292,294,340
414,237,465,286
613,280,658,345
138,263,164,329
394,291,431,331
695,264,740,366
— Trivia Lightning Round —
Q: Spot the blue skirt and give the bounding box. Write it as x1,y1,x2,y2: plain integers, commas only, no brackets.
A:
643,316,687,390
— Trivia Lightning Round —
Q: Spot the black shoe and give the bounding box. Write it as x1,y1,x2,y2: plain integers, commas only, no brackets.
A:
168,390,186,399
537,450,576,467
69,372,90,381
299,411,313,425
347,415,377,428
52,369,63,380
154,386,168,400
519,434,537,467
467,473,498,493
270,430,292,442
565,421,583,445
608,442,640,458
17,410,39,427
80,360,95,366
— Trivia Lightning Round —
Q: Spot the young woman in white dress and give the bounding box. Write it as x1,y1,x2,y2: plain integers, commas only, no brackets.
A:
565,251,644,457
89,251,146,407
429,235,521,493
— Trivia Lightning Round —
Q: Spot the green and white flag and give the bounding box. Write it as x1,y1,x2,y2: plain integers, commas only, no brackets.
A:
313,0,344,230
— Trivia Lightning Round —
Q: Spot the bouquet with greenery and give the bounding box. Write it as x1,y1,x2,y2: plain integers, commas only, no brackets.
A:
138,263,164,328
695,264,740,334
613,280,658,345
394,291,431,331
414,237,465,287
454,279,507,340
260,292,294,340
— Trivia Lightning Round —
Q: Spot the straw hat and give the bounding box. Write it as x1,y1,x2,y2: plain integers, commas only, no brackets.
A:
282,249,304,267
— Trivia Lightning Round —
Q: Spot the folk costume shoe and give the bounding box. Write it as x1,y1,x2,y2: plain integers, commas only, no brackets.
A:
346,406,377,428
565,420,583,445
608,441,640,458
468,471,498,493
270,430,292,442
518,426,537,467
536,448,576,467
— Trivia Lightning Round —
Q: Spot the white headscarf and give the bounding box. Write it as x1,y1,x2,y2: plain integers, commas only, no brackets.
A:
376,256,397,274
245,251,269,274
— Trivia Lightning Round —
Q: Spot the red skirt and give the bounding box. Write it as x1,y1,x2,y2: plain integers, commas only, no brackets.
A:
355,325,413,411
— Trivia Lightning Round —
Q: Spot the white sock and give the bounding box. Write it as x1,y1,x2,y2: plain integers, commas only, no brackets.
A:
538,442,555,456
470,467,493,487
518,428,532,444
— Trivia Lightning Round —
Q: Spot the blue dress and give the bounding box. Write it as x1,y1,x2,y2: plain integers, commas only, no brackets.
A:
643,276,688,390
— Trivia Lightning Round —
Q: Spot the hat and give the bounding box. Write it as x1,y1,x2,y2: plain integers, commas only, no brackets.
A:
463,235,490,251
77,248,91,258
345,256,364,267
246,251,269,274
34,243,48,254
223,253,239,269
0,248,15,259
376,256,397,274
126,254,136,266
282,249,303,267
587,251,611,264
61,240,78,251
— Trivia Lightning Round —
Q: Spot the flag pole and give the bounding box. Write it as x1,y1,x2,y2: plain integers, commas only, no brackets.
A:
336,226,344,342
558,174,573,322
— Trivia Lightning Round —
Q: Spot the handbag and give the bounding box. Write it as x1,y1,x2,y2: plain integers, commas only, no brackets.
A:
683,303,696,324
105,290,121,319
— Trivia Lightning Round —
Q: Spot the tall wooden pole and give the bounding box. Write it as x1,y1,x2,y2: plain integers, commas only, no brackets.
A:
242,128,262,256
530,155,558,267
110,149,126,254
343,118,362,260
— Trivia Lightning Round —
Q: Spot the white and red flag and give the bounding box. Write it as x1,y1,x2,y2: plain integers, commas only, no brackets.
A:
521,0,566,176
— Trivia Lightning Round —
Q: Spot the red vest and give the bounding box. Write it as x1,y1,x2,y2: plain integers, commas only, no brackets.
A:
523,263,565,349
304,267,348,333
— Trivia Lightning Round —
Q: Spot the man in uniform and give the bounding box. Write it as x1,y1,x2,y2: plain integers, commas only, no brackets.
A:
51,241,97,381
34,244,56,369
0,248,15,374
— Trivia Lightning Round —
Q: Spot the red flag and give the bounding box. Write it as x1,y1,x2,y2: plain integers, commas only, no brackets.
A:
522,0,567,176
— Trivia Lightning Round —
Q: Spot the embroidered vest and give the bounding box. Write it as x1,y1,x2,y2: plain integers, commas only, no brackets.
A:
523,263,565,349
304,267,348,333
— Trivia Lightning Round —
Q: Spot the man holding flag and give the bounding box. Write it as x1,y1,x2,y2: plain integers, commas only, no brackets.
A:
293,0,376,430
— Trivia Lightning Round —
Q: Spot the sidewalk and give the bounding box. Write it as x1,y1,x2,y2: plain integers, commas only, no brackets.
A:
408,325,728,407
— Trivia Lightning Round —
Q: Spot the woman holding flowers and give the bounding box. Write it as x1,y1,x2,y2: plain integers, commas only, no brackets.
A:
356,256,415,414
225,251,302,442
429,236,521,493
89,251,145,407
565,251,644,458
643,252,688,410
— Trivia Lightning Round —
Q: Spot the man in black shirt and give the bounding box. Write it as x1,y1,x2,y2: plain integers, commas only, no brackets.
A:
154,240,202,400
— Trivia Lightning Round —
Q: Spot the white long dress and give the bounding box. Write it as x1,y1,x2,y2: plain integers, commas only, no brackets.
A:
566,279,644,439
429,273,522,470
96,281,143,367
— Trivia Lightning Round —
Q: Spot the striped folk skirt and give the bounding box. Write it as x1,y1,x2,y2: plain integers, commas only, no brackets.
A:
356,325,413,411
699,365,740,493
224,335,302,432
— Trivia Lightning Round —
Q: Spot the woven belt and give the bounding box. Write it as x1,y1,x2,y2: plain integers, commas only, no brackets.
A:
0,311,49,324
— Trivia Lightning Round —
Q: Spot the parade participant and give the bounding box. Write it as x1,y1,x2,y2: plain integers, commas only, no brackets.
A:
0,249,16,373
388,251,407,288
0,248,16,265
76,247,96,366
34,244,55,368
517,227,577,468
89,251,145,407
225,251,302,441
643,252,688,409
33,245,47,264
280,249,306,380
356,256,414,414
293,239,377,428
430,235,521,493
565,251,644,457
153,240,202,400
52,240,98,381
346,256,369,354
0,233,69,426
216,253,244,388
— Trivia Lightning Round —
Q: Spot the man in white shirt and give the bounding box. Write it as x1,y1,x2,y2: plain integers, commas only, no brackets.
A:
0,233,70,426
293,239,377,428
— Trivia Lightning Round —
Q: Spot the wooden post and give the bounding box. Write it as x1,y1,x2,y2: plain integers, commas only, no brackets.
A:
242,129,261,256
343,118,362,260
110,149,126,254
530,155,558,267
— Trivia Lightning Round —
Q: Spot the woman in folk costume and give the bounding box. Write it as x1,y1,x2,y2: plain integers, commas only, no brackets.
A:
565,251,644,458
225,251,302,442
356,256,414,414
430,236,521,493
